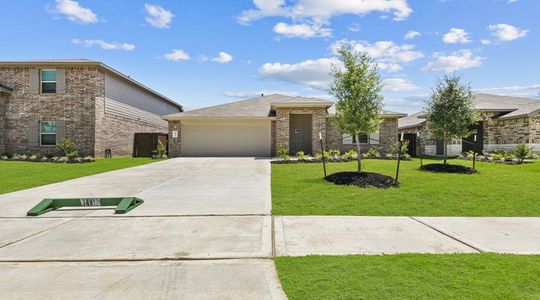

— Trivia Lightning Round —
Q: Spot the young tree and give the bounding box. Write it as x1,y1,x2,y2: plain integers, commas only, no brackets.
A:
425,75,477,164
329,44,384,173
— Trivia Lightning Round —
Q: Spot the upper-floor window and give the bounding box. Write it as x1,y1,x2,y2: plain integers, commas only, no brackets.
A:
41,69,57,93
40,121,57,145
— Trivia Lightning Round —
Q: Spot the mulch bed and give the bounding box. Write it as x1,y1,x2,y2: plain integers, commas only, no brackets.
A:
325,172,399,188
420,163,476,174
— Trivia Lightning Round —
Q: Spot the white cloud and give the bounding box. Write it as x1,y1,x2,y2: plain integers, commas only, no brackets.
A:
443,28,471,44
162,49,190,61
144,4,174,29
273,22,332,38
477,84,540,99
348,23,361,32
404,30,420,40
51,0,97,24
480,39,492,45
332,40,423,73
212,52,234,63
423,49,483,72
258,58,338,90
488,23,528,42
71,39,135,51
237,0,412,24
383,78,419,92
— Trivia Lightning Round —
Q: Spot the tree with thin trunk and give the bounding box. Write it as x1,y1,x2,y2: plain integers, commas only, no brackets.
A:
425,75,477,164
329,44,384,173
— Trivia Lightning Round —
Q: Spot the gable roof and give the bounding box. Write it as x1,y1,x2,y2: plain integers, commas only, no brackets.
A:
162,94,407,120
398,93,540,129
0,59,182,111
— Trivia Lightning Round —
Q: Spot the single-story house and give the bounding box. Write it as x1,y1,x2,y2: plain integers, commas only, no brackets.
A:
0,59,182,157
398,93,540,156
163,94,406,157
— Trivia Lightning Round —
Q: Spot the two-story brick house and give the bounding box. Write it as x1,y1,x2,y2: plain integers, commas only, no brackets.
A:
0,59,182,157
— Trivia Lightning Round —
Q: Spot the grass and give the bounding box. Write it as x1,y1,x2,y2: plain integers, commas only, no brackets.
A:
0,158,156,195
275,254,540,300
272,158,540,216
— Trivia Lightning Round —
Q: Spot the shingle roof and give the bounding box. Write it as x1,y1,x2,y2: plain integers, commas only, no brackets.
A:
0,59,182,110
398,111,426,129
163,94,407,120
163,94,332,119
398,93,540,129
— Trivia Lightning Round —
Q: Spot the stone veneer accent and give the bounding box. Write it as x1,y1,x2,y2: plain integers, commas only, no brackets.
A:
0,66,169,157
168,120,182,157
326,118,398,153
399,112,540,154
270,120,276,156
275,107,327,154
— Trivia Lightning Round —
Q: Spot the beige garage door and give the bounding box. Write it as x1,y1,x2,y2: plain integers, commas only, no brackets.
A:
181,119,271,157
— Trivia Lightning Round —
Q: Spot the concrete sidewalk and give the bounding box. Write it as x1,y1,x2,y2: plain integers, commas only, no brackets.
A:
275,216,540,256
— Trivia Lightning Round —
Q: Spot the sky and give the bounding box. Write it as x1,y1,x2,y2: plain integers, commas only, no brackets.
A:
0,0,539,113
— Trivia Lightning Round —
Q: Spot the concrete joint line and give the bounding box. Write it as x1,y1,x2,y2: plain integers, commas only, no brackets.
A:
0,213,270,219
271,216,276,258
409,217,485,253
0,257,275,263
0,218,75,250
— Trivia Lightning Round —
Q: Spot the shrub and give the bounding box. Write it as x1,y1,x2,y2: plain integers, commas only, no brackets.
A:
57,139,79,159
366,148,380,158
328,149,341,159
513,143,531,164
278,146,289,160
389,138,410,157
28,154,39,161
153,140,167,159
296,151,307,161
343,149,358,160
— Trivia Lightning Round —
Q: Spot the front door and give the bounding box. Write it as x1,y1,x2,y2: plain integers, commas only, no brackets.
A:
462,122,484,153
436,139,444,156
403,134,417,157
289,114,312,155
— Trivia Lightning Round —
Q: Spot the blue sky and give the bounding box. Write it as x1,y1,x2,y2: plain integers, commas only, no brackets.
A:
1,0,538,113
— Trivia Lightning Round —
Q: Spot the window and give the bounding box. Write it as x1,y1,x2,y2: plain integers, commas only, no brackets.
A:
41,69,57,93
40,121,57,145
352,134,369,144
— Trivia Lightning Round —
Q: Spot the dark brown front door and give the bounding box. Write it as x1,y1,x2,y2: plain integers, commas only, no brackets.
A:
289,114,312,155
403,134,417,157
462,122,484,153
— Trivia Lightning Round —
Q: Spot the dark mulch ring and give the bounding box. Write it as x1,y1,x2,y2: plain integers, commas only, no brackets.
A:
420,163,476,174
325,171,399,189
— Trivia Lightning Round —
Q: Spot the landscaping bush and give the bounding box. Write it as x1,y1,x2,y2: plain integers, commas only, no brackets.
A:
57,139,79,159
365,148,380,158
296,151,307,161
152,140,167,159
278,146,290,161
513,143,532,164
342,149,358,160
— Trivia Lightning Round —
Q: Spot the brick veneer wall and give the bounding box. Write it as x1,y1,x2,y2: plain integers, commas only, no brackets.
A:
0,93,6,153
0,66,98,156
326,118,398,154
485,115,537,145
168,120,182,157
275,107,327,154
270,120,276,156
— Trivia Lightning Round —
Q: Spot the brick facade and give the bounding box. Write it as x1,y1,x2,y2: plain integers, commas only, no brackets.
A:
0,66,172,157
326,118,397,154
275,107,327,154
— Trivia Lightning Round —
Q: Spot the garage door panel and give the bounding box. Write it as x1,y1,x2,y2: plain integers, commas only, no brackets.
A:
182,121,271,157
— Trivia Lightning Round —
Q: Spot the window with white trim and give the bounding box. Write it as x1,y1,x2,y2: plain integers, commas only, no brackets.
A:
41,69,57,93
40,121,57,145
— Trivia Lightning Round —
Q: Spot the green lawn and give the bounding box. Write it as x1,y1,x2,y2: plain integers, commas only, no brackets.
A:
272,159,540,216
276,254,540,300
0,158,156,195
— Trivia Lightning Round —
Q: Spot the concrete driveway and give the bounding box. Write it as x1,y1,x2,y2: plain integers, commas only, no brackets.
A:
0,157,285,299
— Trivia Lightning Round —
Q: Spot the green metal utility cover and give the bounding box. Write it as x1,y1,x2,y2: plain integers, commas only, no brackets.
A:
27,197,144,216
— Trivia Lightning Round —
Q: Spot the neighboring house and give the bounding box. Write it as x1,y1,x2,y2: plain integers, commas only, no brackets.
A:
162,94,406,157
0,59,182,157
398,93,540,156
